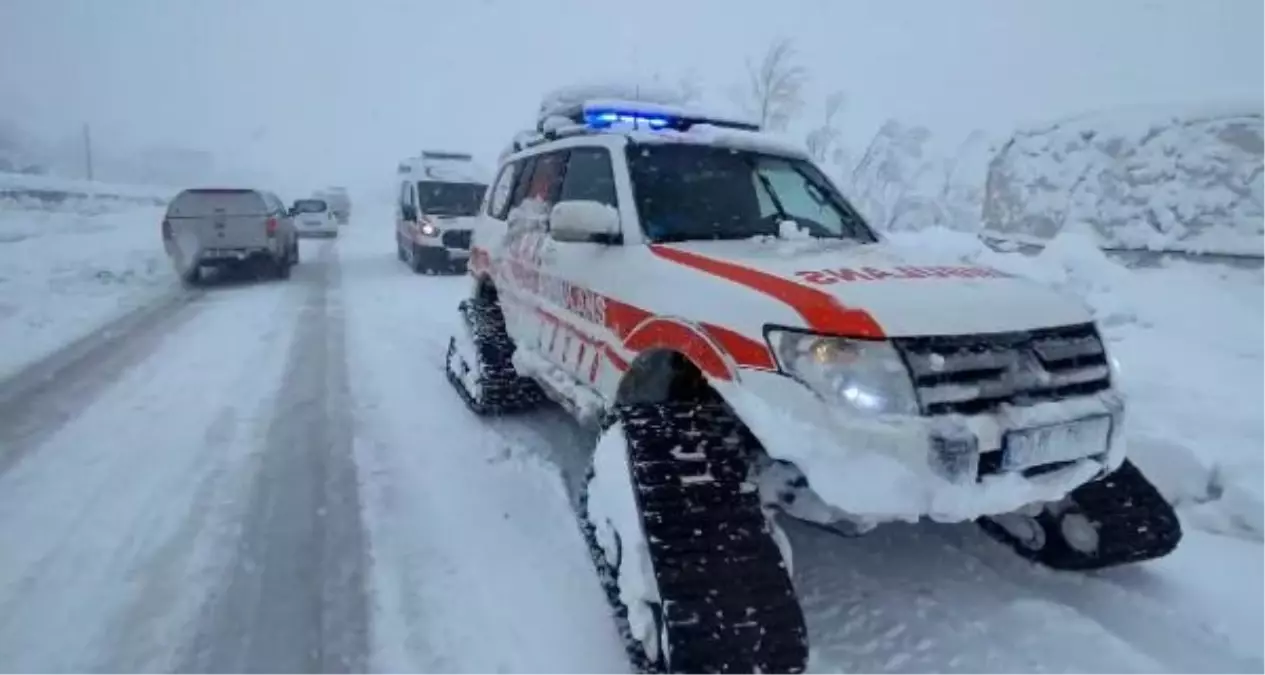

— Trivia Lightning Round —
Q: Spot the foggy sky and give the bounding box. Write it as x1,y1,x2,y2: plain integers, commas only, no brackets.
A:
1,0,1261,194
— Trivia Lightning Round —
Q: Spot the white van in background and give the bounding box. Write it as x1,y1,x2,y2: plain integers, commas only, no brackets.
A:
394,151,490,274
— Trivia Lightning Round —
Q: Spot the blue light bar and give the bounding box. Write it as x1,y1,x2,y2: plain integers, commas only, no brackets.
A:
583,109,673,130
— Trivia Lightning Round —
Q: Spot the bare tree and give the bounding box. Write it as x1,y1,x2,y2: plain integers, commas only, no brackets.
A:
805,91,846,163
733,38,808,130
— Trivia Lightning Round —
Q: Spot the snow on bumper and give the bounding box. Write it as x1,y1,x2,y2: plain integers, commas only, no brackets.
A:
720,370,1127,524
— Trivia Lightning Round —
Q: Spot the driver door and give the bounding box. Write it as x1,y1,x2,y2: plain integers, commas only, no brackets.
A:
537,146,623,386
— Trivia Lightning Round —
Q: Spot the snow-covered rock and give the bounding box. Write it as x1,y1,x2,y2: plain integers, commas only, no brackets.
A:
982,103,1264,255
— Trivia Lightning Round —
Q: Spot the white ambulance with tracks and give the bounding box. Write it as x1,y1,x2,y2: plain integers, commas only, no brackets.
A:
442,86,1182,674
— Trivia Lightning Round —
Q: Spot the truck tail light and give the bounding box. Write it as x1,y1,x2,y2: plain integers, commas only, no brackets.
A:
265,217,278,236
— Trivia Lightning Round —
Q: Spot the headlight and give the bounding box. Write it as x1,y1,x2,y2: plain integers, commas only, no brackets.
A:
420,223,439,236
767,330,919,416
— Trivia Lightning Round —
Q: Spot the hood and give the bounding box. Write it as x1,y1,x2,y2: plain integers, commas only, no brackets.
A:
651,238,1094,337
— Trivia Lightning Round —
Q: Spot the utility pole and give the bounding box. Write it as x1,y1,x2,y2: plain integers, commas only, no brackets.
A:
83,123,94,182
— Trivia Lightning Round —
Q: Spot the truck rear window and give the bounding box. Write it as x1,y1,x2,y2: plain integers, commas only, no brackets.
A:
168,189,269,218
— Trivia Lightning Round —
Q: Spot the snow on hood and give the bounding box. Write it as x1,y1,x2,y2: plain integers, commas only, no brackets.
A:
655,237,1094,337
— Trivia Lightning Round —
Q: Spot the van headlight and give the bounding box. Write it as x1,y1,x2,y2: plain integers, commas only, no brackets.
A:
767,330,920,416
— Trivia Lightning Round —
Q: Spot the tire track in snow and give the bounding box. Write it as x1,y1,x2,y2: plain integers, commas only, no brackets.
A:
0,272,303,672
335,231,628,673
182,241,369,673
0,285,203,474
934,524,1264,673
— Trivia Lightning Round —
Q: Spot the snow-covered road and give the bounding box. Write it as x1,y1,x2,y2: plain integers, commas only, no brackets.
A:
0,210,1258,673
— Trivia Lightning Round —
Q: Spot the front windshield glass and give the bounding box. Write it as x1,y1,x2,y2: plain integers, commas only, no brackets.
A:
625,144,875,243
417,181,486,216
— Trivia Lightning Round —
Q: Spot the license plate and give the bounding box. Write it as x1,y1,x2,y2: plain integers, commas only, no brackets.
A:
1002,415,1111,471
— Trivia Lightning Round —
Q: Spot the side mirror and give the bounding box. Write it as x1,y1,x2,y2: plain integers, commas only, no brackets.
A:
401,204,418,222
550,200,620,244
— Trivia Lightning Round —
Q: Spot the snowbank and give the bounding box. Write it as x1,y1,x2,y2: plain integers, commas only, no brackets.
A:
982,103,1264,256
887,226,1264,539
0,171,175,209
0,201,174,379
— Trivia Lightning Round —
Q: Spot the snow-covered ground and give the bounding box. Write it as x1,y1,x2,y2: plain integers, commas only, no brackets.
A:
0,206,1258,672
0,199,175,380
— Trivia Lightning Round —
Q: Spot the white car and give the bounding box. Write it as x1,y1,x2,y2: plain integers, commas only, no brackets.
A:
291,198,338,238
443,87,1182,673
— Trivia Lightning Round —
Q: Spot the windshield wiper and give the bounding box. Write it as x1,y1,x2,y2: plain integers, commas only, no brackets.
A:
753,171,791,227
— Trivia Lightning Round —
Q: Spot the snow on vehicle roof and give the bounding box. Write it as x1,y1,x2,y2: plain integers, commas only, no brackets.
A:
538,83,685,119
506,84,807,160
398,151,490,184
624,124,810,160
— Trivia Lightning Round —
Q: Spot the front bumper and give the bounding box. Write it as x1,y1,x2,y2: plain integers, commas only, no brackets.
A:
196,247,276,264
721,369,1126,525
414,228,472,258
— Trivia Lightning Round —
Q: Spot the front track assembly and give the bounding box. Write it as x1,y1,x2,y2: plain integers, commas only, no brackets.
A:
579,402,808,673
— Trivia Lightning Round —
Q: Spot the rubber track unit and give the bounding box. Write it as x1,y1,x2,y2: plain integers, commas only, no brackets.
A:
580,402,808,674
445,297,543,415
978,459,1182,570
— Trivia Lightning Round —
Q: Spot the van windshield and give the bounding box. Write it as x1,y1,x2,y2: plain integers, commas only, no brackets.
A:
417,181,486,216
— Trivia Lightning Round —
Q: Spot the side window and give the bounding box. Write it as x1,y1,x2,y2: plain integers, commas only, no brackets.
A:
506,151,567,229
486,162,517,220
507,156,537,213
525,151,567,208
558,147,618,208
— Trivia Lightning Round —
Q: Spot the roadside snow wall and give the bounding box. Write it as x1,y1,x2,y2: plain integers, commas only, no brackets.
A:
0,171,175,210
981,104,1263,255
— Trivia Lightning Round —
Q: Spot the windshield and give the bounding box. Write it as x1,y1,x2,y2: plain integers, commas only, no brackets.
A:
292,199,327,213
417,181,486,216
625,144,875,244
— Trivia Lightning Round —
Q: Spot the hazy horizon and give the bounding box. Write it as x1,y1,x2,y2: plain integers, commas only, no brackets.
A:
2,0,1261,194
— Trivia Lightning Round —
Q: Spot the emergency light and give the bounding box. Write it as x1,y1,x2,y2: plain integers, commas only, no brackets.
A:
583,109,672,130
543,97,760,134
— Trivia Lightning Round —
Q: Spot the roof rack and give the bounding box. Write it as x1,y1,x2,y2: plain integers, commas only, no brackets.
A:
419,150,474,161
503,98,762,156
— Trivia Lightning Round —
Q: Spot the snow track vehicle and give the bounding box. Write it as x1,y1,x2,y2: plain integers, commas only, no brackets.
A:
443,85,1182,673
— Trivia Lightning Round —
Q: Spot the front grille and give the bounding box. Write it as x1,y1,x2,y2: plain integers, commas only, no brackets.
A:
442,229,472,250
893,323,1112,416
